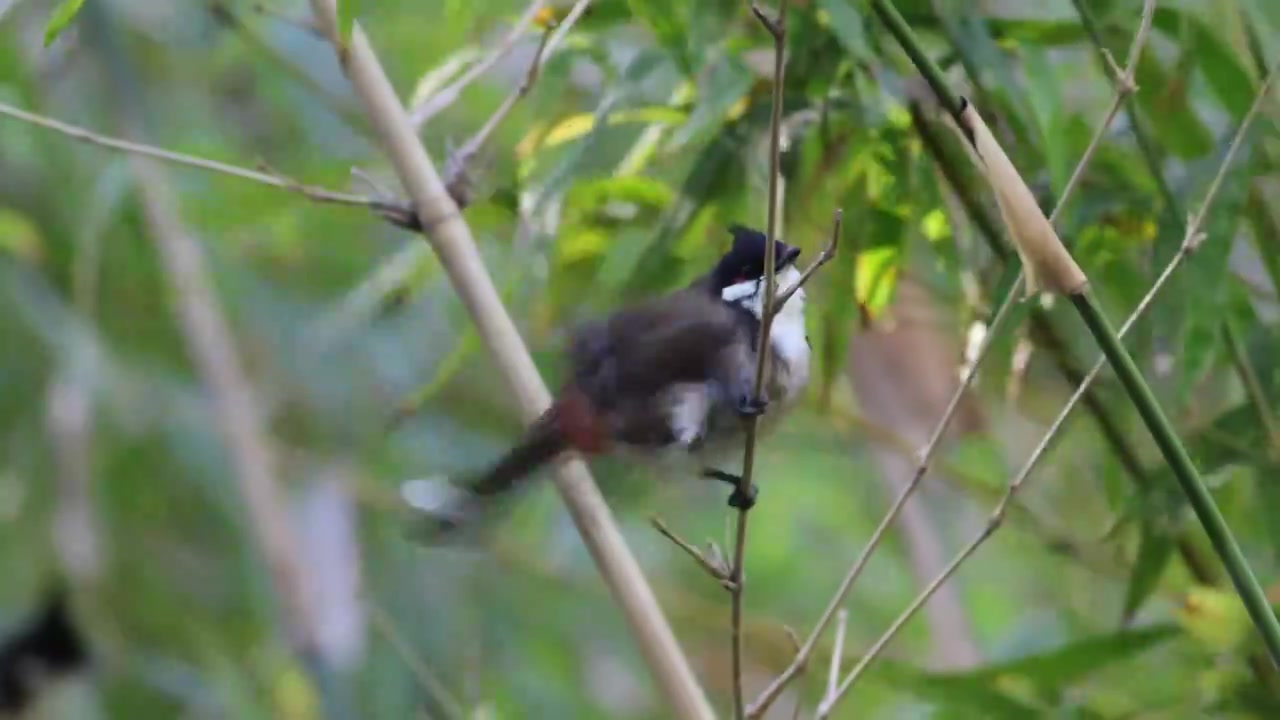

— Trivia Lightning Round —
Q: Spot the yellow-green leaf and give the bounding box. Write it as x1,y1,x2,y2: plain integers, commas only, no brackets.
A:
0,208,43,264
43,0,86,47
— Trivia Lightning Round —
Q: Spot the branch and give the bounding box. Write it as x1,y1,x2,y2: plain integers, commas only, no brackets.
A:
817,52,1280,720
407,0,590,130
748,2,1157,715
442,25,553,209
0,99,428,227
651,517,736,591
366,598,466,720
302,3,715,719
772,209,841,314
822,609,847,705
406,0,547,128
727,2,790,717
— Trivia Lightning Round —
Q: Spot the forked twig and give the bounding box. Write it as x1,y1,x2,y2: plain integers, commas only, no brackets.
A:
651,517,736,591
773,209,842,314
443,26,553,208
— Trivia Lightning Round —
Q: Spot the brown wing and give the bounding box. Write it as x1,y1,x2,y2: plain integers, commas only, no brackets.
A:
566,289,755,411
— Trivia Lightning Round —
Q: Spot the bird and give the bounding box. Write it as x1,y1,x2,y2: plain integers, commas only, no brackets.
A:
0,586,90,716
401,224,812,537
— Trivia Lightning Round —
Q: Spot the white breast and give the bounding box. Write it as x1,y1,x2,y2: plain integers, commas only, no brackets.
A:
721,264,812,408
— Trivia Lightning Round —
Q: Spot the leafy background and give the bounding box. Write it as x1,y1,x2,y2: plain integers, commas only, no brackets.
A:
2,0,1280,717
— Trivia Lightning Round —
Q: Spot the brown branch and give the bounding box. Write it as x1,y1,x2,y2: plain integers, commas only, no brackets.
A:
818,50,1278,720
726,2,790,717
302,2,715,718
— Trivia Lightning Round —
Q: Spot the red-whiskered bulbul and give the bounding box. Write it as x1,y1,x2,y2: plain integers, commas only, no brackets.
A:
402,224,811,536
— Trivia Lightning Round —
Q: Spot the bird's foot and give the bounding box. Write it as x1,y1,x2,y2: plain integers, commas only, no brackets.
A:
702,468,758,511
728,484,758,510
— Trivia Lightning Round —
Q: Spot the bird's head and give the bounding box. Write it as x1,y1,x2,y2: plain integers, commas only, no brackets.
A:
713,224,803,312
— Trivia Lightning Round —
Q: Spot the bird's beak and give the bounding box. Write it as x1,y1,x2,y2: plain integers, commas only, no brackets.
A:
781,243,801,266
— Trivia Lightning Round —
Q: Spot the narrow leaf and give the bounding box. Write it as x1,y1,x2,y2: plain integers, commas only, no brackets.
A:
43,0,86,47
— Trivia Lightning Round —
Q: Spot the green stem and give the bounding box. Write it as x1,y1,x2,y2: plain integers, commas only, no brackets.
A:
1074,292,1280,667
909,100,1220,584
875,0,1280,669
871,0,963,117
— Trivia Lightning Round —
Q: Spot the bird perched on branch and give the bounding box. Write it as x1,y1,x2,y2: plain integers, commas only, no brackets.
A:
402,224,811,537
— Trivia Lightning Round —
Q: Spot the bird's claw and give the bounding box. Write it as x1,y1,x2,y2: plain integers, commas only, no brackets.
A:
727,483,758,510
703,468,759,510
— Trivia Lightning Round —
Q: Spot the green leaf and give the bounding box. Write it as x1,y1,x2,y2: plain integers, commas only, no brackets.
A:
818,0,870,59
0,208,43,264
337,0,360,42
667,55,754,151
1256,461,1280,565
882,624,1180,714
1122,523,1175,622
627,0,692,74
1132,51,1213,159
1150,7,1257,120
42,0,86,47
1020,46,1070,197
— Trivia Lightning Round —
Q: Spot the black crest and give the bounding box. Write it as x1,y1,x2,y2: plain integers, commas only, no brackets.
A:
712,225,801,290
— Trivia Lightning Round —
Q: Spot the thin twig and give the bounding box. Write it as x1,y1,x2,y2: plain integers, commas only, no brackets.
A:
651,517,736,590
1052,0,1153,207
823,609,847,704
818,54,1278,720
251,1,326,38
728,2,791,717
772,209,841,314
303,2,715,717
407,0,547,128
444,25,553,208
408,0,589,130
747,2,1157,715
366,598,467,720
0,99,421,223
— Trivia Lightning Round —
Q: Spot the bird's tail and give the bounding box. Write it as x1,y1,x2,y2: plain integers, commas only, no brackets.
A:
400,388,606,542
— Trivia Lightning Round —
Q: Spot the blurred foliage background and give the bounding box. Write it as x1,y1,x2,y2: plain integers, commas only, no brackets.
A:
2,0,1280,717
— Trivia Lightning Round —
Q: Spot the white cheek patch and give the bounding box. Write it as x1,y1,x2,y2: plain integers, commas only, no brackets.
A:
721,278,762,306
720,264,805,315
